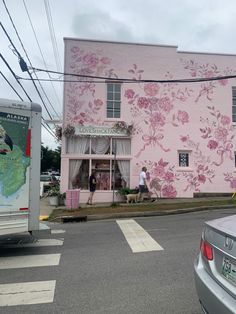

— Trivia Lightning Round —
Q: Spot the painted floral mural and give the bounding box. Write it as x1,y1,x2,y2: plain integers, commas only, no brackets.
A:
137,158,179,198
224,172,236,190
64,41,236,198
200,106,234,166
180,135,215,192
181,59,232,102
66,47,118,125
124,64,192,157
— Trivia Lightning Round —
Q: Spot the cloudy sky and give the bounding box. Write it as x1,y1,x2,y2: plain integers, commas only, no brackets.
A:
1,0,236,148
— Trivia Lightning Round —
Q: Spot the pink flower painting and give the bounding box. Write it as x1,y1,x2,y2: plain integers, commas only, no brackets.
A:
181,59,231,103
125,64,192,158
224,173,236,190
137,159,178,198
177,110,189,124
200,107,234,166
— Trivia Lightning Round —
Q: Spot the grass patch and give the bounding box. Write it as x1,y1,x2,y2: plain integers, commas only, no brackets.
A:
48,198,236,221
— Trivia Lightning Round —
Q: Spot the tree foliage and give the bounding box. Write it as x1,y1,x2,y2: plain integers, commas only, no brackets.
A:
41,145,61,173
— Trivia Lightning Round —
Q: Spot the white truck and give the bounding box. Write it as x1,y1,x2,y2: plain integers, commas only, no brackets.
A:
0,98,49,236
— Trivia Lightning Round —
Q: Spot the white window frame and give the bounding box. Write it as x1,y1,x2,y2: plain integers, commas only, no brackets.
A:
178,150,191,168
106,82,121,118
67,136,131,190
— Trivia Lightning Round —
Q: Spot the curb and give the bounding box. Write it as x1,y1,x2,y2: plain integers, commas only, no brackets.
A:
40,215,49,221
50,204,236,223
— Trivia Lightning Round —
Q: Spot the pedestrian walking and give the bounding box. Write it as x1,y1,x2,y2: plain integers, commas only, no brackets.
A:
138,166,147,202
87,170,97,205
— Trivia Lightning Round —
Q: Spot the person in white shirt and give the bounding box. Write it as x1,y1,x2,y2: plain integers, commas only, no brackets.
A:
138,166,147,202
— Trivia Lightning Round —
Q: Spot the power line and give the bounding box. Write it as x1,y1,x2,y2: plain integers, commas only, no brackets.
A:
44,0,62,72
0,53,57,139
1,2,54,120
0,52,32,101
17,76,114,83
22,0,61,112
0,63,56,139
25,65,236,84
41,120,57,139
0,70,24,100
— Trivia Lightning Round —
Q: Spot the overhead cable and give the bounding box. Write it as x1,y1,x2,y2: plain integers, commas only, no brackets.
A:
0,70,24,100
0,52,32,101
0,7,53,120
22,0,61,112
44,0,62,72
30,66,236,84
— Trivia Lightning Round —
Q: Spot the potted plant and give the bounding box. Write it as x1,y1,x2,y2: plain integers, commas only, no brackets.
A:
47,185,61,206
59,192,66,206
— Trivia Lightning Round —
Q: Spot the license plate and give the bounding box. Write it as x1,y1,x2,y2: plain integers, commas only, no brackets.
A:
222,257,236,285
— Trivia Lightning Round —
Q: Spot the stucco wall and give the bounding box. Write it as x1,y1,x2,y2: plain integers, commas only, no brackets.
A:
62,38,236,201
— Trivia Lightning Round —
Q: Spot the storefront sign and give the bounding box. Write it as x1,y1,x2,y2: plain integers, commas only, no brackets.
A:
75,125,128,137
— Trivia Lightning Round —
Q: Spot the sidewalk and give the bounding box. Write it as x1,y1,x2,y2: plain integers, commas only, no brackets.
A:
40,196,236,222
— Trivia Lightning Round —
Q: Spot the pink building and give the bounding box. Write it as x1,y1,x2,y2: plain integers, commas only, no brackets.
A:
61,38,236,203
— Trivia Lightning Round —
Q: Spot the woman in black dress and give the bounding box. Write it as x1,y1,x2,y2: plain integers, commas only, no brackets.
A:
87,170,96,205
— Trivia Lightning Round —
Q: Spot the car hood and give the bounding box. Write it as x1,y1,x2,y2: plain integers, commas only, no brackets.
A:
206,214,236,238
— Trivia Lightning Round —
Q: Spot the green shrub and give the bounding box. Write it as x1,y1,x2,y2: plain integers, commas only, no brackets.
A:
116,187,139,196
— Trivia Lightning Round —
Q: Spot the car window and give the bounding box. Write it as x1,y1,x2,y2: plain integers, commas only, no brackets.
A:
40,175,51,182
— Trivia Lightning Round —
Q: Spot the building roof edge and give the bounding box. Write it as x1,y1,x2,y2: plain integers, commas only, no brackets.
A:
63,37,178,49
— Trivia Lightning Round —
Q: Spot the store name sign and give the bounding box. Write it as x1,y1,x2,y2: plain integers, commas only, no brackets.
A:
75,125,127,137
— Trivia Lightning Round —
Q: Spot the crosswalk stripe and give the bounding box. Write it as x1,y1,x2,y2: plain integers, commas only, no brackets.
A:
117,219,164,253
0,280,56,306
51,229,65,234
0,254,61,269
0,238,64,248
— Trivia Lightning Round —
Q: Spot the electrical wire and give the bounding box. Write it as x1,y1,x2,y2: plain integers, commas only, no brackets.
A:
0,70,24,100
22,0,61,112
0,53,57,139
0,3,54,120
44,0,62,72
0,52,32,101
30,66,236,84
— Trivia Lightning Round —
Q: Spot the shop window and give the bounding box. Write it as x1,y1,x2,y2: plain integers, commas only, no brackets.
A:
66,137,90,154
107,83,121,118
178,152,189,167
92,159,111,190
112,138,131,155
92,159,130,190
112,160,130,189
69,159,89,189
91,137,110,154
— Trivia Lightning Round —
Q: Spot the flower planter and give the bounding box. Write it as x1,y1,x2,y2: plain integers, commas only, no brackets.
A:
49,196,59,206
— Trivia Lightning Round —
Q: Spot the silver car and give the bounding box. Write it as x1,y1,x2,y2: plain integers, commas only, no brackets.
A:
194,214,236,313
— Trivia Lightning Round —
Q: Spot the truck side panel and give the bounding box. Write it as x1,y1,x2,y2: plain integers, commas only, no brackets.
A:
0,100,41,236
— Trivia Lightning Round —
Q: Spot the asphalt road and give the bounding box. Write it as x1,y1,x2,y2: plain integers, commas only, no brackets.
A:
0,208,235,314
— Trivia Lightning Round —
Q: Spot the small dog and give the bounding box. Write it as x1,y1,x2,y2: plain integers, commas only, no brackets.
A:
126,194,139,203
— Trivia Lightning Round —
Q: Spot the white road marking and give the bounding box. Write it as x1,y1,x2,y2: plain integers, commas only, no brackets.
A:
51,229,65,234
0,280,56,306
116,219,164,253
1,239,64,248
27,238,64,247
0,254,61,269
117,219,164,253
